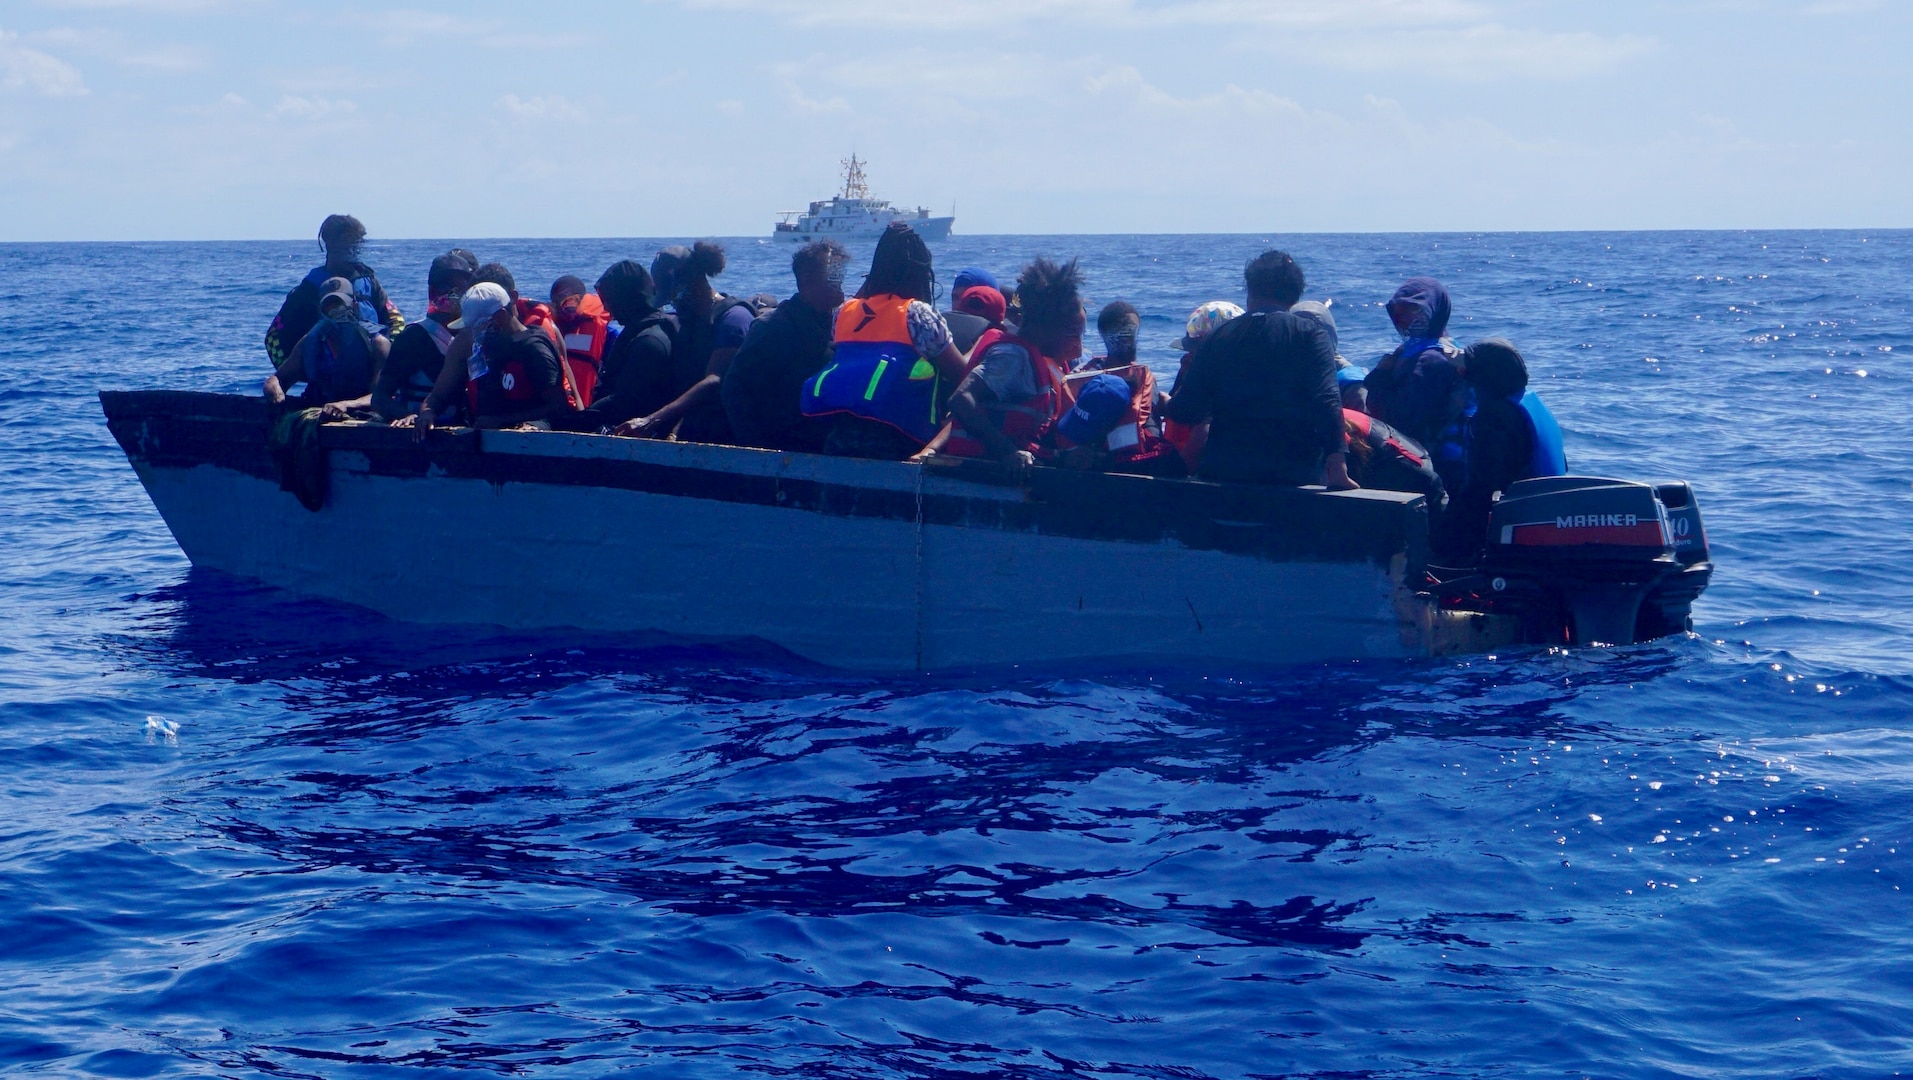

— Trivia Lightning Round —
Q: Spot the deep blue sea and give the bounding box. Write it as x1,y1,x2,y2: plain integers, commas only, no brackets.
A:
3,231,1911,1078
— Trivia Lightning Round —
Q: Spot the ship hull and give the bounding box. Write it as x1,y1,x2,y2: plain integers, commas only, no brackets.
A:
101,391,1505,671
774,216,954,242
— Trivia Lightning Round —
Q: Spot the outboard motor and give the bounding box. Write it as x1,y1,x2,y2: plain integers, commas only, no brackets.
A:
1454,477,1713,646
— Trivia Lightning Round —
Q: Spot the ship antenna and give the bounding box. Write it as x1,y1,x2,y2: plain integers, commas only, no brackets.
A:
841,154,869,200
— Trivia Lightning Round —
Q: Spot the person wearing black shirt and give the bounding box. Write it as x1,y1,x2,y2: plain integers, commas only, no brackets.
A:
1433,339,1542,563
1162,250,1353,489
614,242,754,443
264,214,404,368
722,240,846,452
374,253,473,422
552,260,679,433
407,282,566,437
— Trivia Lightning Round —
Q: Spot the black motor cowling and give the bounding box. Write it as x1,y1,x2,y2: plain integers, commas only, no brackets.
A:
1435,476,1713,646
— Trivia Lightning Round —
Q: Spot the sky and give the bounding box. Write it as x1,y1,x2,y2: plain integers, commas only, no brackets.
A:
0,0,1908,240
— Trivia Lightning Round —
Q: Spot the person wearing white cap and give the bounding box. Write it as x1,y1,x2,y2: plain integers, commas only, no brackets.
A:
407,281,568,439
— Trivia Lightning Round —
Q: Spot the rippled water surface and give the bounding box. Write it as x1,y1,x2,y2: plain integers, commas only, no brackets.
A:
3,232,1911,1078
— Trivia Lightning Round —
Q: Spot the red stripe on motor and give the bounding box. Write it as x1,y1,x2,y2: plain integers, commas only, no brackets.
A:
1510,523,1666,548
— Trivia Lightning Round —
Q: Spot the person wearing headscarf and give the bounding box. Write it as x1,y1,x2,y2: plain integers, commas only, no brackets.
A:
1363,278,1466,453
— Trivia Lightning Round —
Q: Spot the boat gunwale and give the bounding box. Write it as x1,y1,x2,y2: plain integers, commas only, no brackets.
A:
99,389,1430,571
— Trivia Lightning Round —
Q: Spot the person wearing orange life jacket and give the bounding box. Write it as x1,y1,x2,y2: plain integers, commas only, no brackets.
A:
548,275,612,408
928,257,1087,478
800,223,970,460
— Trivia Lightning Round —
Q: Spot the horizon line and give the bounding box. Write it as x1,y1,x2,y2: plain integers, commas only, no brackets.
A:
3,226,1910,245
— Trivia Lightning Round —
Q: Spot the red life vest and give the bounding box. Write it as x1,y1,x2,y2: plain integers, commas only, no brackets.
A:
517,299,583,410
1054,363,1156,455
463,301,583,418
556,294,610,407
943,328,1071,458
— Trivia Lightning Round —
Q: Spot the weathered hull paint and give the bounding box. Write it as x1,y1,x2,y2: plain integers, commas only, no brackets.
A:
103,391,1500,671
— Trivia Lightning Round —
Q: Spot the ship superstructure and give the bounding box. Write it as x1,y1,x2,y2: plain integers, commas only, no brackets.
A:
773,156,954,241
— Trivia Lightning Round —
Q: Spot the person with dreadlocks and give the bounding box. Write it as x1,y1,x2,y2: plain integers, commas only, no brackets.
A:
264,214,404,368
799,223,969,459
612,242,756,443
933,257,1087,475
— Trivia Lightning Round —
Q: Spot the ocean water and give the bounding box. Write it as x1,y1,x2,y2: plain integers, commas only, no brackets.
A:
2,231,1911,1078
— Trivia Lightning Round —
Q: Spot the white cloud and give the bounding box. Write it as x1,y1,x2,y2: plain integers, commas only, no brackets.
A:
497,93,587,123
272,95,356,121
36,0,231,10
661,0,1650,78
119,45,203,72
0,29,87,96
355,8,588,49
670,0,1489,29
1315,23,1657,80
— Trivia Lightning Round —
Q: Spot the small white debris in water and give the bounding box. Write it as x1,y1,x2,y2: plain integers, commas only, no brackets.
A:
1589,814,1603,823
1724,815,1734,823
1649,781,1664,791
1652,834,1668,844
144,716,179,744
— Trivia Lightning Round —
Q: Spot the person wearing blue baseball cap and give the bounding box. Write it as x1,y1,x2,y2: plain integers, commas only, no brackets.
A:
1336,363,1370,412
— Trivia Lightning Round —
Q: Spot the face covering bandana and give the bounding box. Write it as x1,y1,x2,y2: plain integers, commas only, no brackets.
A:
1102,328,1137,357
824,257,849,288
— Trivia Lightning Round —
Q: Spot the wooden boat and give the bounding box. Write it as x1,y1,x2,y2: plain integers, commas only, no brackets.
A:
100,390,1532,671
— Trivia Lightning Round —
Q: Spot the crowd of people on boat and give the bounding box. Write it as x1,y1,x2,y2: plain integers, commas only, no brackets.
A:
263,213,1566,562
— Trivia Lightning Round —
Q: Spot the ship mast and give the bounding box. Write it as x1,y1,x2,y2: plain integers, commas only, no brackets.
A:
840,154,870,200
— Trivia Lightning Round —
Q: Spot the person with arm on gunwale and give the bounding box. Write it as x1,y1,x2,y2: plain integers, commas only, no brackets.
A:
551,260,679,434
265,214,404,369
447,282,570,430
799,222,969,460
1161,250,1355,490
373,253,473,422
612,242,754,444
722,240,848,453
263,276,390,418
933,257,1087,478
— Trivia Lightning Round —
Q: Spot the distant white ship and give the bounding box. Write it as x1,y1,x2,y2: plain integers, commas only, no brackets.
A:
773,156,954,242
